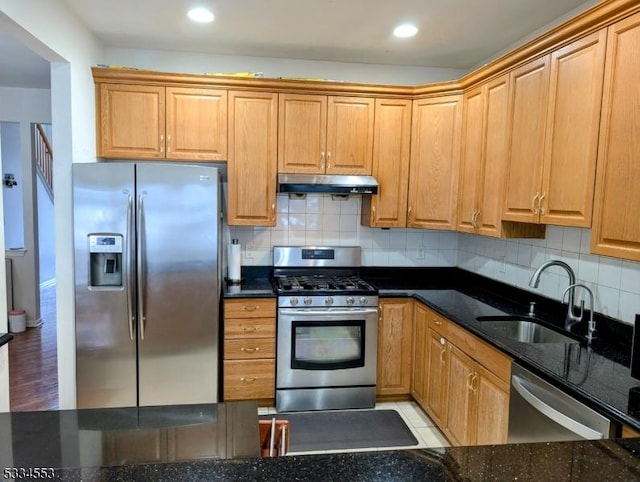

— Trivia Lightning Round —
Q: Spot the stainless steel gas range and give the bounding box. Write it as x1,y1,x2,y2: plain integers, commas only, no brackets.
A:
273,246,378,412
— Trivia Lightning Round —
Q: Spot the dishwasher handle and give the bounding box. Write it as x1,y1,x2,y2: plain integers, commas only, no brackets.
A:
511,374,605,440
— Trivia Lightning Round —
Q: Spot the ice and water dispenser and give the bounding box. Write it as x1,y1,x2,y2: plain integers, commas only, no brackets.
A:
88,234,123,288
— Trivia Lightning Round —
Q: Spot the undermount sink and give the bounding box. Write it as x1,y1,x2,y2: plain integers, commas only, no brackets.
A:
476,316,580,344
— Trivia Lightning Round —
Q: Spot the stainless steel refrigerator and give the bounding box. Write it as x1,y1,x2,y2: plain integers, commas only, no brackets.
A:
73,162,221,409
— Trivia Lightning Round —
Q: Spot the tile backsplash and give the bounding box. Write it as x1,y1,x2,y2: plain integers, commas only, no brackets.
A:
229,194,457,268
229,195,640,324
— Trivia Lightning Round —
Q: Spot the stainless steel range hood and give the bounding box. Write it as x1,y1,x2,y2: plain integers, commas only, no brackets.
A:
277,173,378,194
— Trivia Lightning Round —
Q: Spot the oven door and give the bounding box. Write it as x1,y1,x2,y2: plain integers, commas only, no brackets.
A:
276,307,378,389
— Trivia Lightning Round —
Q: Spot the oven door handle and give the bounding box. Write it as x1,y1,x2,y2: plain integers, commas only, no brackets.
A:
278,308,379,317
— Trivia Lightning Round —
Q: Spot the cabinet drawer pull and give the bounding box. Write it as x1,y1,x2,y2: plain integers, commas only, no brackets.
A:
466,372,474,391
242,326,257,332
440,348,446,364
434,319,442,326
539,192,546,216
240,377,257,383
531,192,540,215
243,305,259,311
241,346,259,353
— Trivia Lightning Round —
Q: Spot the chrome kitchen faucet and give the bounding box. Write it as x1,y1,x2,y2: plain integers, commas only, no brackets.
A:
529,260,582,332
563,283,597,343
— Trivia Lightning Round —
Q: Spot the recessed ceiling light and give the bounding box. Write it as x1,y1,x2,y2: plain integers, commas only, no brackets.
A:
188,7,215,23
393,24,418,38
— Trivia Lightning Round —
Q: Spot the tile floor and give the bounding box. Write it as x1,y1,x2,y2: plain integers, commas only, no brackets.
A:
258,400,450,456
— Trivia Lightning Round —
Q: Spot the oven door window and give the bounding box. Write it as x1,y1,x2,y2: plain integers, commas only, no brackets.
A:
291,320,365,370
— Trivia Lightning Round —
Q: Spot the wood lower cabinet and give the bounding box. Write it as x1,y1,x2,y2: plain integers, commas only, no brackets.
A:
425,324,449,429
591,11,640,261
412,302,511,446
227,91,278,226
503,31,606,227
361,98,412,228
411,302,429,406
223,298,276,403
377,298,414,396
408,95,462,230
97,83,227,160
278,93,374,175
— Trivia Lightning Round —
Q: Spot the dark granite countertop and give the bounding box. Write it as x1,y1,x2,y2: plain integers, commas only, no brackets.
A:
362,267,640,432
0,333,14,347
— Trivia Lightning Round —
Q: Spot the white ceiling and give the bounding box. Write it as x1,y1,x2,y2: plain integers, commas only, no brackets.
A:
1,0,597,89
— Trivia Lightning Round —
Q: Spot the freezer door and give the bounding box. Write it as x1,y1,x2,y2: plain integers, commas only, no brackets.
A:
136,163,220,406
73,162,137,408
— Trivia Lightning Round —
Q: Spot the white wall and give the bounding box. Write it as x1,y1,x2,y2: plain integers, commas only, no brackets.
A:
106,47,467,85
1,122,22,248
0,88,52,327
0,0,105,410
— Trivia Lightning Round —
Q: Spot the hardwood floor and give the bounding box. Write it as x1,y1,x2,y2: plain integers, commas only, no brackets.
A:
8,284,59,411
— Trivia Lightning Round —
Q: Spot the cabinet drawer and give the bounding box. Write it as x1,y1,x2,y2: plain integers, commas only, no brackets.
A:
224,299,276,318
224,318,275,339
448,320,511,383
224,338,275,359
224,360,275,400
427,309,450,337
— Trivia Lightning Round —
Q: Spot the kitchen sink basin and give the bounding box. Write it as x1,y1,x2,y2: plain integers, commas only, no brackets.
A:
476,316,580,344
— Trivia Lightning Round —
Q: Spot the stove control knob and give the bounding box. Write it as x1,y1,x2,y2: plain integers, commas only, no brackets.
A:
289,297,299,306
325,296,334,306
346,297,355,306
304,296,313,306
360,297,369,306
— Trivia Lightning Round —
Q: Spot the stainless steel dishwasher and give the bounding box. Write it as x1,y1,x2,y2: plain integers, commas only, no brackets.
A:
508,363,613,443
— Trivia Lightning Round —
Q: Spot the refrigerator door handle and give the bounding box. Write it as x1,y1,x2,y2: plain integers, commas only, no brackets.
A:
137,194,147,340
126,194,135,341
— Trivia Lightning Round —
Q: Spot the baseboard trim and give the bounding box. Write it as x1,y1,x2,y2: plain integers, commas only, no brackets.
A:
27,317,43,328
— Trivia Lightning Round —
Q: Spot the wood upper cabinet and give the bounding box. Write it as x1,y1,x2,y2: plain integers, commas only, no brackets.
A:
97,83,227,160
458,75,511,237
361,98,412,227
227,91,278,226
165,87,227,160
591,12,640,261
408,95,462,230
377,298,414,396
278,93,374,175
503,31,607,226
